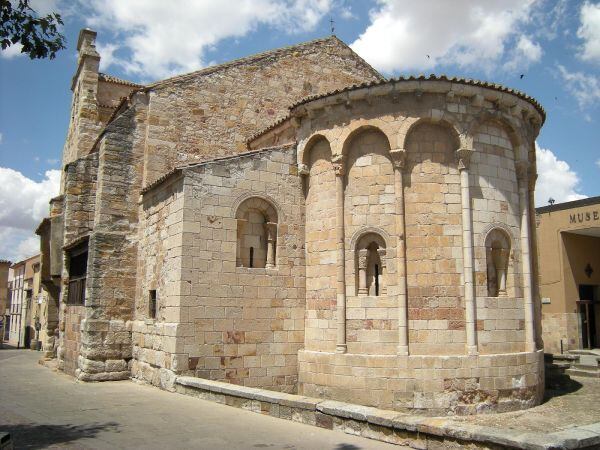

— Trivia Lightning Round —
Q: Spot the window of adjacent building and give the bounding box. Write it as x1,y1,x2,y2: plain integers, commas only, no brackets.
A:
67,242,88,305
149,290,157,319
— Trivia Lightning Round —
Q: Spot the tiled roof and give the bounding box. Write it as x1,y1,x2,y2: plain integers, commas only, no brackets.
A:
246,116,292,145
291,74,546,122
98,73,143,88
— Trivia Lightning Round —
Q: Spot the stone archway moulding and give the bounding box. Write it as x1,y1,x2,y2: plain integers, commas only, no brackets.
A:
397,115,468,151
231,191,284,223
349,226,392,252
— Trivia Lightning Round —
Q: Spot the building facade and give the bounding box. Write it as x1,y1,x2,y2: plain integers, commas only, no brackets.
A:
39,28,545,415
0,260,10,343
537,196,600,354
7,255,41,348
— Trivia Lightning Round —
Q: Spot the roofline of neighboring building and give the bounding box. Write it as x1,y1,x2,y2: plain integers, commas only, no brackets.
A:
9,254,40,269
536,195,600,214
0,259,11,265
140,144,296,196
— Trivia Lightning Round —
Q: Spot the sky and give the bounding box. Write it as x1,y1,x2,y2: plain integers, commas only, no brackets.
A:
0,0,599,262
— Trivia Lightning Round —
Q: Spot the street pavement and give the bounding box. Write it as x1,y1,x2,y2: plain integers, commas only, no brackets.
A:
0,350,402,449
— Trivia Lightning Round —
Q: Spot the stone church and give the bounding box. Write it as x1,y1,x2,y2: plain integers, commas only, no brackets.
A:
38,28,546,415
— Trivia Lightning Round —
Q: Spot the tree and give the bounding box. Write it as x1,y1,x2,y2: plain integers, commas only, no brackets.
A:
1,0,65,59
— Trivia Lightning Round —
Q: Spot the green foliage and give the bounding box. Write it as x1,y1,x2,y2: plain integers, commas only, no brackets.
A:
0,0,65,59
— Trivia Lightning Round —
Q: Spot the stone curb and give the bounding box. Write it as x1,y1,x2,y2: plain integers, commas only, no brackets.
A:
175,376,600,449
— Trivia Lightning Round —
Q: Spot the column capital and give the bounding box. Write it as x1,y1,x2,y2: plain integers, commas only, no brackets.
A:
332,158,345,177
515,160,530,182
456,148,473,171
358,248,369,269
298,163,309,176
390,148,407,170
264,222,277,241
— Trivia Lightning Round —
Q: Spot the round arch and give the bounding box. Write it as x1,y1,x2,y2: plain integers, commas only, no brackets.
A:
398,116,465,151
232,192,282,222
467,111,525,159
339,120,394,160
297,133,332,167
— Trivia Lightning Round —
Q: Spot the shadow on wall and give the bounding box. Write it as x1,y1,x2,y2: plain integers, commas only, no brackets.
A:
0,422,119,449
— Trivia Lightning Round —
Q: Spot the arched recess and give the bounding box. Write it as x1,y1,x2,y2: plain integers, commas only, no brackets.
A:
340,123,393,160
483,227,512,297
298,132,332,168
235,197,278,268
404,118,466,354
397,115,467,151
467,112,524,160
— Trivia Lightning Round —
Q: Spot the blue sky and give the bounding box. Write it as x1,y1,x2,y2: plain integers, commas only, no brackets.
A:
0,0,599,261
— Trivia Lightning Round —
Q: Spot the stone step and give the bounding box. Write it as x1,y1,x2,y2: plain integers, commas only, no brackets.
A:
550,353,579,361
546,361,571,370
566,367,600,378
567,349,600,356
573,363,600,371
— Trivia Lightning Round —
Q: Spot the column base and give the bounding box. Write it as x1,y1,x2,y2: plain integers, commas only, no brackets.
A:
336,344,347,353
397,345,409,356
467,345,478,355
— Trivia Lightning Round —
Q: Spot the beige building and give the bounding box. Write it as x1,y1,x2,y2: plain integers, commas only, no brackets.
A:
38,29,545,416
0,260,10,343
7,255,40,348
537,196,600,354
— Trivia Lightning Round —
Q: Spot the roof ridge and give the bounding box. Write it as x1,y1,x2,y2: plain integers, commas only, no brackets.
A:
146,35,351,89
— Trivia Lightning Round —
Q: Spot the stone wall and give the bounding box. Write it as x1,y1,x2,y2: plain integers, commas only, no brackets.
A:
57,153,98,374
132,176,185,389
142,36,382,185
404,122,464,355
291,78,544,414
299,350,544,415
542,312,580,354
76,93,148,381
304,139,337,353
135,146,306,392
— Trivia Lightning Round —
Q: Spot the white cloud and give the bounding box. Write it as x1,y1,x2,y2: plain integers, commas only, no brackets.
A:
535,143,587,207
596,158,600,169
505,35,543,71
0,43,24,59
82,0,333,80
0,133,3,144
578,1,600,63
557,64,600,110
96,42,120,72
350,0,540,74
0,168,60,262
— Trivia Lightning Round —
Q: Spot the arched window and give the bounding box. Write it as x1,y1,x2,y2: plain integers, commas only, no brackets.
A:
235,197,278,268
356,232,387,296
485,228,511,297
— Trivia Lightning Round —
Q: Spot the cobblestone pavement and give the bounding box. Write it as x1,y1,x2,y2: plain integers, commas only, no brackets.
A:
446,376,600,433
0,350,403,450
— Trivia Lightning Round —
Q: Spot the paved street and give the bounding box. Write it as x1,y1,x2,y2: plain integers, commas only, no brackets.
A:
0,350,401,449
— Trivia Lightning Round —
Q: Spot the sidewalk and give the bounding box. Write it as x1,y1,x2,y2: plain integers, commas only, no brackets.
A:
0,349,402,449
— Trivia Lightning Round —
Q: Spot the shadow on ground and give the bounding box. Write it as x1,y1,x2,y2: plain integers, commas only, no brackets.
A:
543,376,583,402
0,422,119,449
